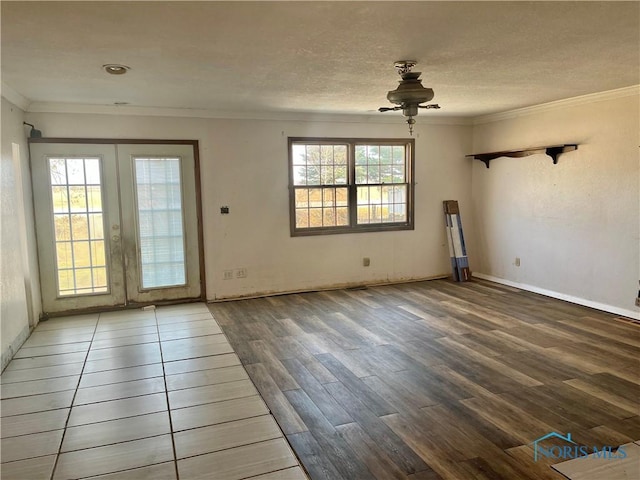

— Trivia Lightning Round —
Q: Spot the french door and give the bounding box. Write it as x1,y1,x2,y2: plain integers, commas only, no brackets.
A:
30,141,202,315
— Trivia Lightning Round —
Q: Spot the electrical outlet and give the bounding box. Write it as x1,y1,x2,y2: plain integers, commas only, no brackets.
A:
236,268,247,278
363,257,370,267
515,257,521,267
223,270,234,280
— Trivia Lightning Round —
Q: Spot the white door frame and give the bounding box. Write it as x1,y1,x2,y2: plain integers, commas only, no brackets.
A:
29,138,206,316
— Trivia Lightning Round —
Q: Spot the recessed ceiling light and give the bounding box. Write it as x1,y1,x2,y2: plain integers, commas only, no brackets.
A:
103,64,130,75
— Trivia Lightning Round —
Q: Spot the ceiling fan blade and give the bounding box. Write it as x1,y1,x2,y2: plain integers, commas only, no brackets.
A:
378,106,401,112
418,104,441,109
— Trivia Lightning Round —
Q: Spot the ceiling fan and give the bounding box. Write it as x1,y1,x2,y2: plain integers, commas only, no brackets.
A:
378,60,440,135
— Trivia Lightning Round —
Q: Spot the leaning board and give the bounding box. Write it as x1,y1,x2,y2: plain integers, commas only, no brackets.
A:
443,200,470,282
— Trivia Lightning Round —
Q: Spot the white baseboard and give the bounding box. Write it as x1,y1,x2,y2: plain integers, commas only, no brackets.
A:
473,272,639,320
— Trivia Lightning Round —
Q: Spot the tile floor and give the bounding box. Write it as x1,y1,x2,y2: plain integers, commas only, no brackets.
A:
1,303,308,480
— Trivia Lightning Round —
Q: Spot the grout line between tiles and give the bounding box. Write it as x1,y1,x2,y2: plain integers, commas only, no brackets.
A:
71,460,172,480
175,435,287,462
165,378,251,393
82,360,162,374
0,387,77,403
154,310,181,480
49,315,100,480
59,431,170,455
0,372,84,386
167,391,259,412
70,390,167,408
76,372,164,389
0,418,70,440
59,407,168,430
171,411,272,434
241,466,304,480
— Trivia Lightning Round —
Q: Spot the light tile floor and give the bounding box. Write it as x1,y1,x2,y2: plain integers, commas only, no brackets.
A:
1,303,308,480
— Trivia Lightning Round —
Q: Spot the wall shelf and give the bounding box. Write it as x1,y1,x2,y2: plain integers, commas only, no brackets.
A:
468,144,578,168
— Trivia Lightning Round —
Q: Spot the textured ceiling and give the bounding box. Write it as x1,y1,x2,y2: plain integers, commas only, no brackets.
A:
2,1,639,117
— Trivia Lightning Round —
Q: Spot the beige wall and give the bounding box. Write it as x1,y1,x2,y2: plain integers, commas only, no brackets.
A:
24,112,473,301
1,97,41,370
470,91,639,317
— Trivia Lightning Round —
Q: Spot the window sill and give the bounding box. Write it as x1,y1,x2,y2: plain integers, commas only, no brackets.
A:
291,223,414,237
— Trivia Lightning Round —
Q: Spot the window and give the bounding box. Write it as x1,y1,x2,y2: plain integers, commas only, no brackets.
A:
133,157,187,289
48,156,108,296
289,138,414,235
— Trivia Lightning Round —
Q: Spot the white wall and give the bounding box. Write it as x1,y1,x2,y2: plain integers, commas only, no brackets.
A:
25,112,473,301
1,97,41,370
470,90,639,317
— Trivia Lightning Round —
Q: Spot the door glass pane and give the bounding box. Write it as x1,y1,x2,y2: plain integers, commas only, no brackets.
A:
49,157,109,296
134,157,186,288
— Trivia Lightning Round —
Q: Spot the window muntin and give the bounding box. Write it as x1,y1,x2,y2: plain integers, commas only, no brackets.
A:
49,157,109,296
289,138,414,235
291,143,349,229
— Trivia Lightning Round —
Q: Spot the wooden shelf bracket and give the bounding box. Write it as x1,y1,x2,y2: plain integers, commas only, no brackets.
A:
468,144,578,168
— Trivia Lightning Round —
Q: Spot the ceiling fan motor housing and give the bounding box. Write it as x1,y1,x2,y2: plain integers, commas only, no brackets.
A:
386,71,435,108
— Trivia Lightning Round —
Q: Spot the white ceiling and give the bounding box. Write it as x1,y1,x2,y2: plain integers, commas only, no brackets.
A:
2,1,639,118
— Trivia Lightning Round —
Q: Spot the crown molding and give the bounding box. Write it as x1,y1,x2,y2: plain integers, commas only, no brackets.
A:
1,82,31,111
22,85,637,127
26,101,473,126
473,85,640,125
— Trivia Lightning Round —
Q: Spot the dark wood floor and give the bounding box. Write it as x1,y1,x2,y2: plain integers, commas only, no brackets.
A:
209,279,640,480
